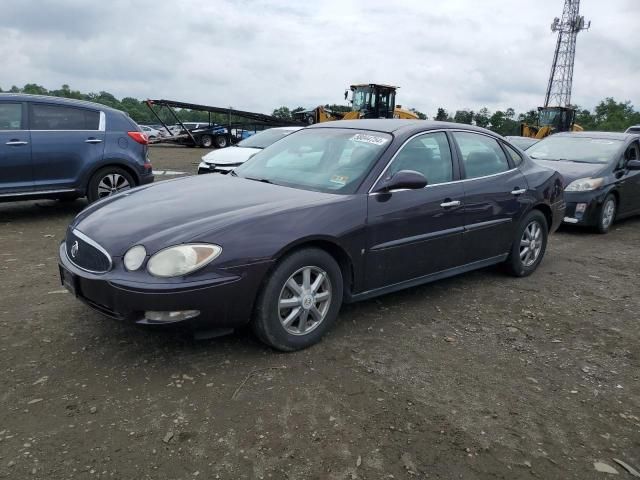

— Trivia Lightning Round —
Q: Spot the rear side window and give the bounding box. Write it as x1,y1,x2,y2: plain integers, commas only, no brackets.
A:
453,132,510,179
503,142,524,166
0,103,23,130
30,104,100,130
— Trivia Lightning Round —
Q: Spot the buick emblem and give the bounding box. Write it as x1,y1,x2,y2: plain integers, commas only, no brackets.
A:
70,240,79,259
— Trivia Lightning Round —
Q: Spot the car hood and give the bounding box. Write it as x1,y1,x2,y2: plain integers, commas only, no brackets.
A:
201,146,260,165
532,159,607,186
73,175,342,256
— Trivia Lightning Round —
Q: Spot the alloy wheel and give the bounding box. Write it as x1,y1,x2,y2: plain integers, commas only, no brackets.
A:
278,266,332,335
97,173,131,198
601,199,615,230
519,220,543,267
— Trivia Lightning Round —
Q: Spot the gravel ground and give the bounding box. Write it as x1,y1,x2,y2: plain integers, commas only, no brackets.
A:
0,145,639,479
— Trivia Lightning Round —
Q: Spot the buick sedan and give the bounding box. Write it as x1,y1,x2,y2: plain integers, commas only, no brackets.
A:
59,120,565,351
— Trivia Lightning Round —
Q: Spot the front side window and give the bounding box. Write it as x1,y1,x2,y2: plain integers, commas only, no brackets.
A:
453,131,510,179
30,104,100,130
388,132,453,185
0,103,23,130
235,128,392,194
237,129,293,149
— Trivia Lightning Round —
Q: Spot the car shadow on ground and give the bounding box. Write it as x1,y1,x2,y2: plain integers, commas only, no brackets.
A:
0,199,88,224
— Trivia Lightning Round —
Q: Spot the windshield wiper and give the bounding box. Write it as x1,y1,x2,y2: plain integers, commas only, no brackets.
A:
245,176,274,184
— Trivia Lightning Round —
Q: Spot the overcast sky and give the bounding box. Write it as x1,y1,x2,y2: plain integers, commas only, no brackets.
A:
1,0,638,117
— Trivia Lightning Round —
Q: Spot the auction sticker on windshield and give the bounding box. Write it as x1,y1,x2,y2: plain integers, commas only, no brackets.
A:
350,133,389,146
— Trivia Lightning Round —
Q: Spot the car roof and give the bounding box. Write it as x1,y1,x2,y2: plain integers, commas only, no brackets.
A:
306,119,496,136
0,93,124,114
553,131,634,140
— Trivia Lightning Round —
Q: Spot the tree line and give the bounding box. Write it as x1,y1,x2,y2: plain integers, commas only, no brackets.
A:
3,83,638,134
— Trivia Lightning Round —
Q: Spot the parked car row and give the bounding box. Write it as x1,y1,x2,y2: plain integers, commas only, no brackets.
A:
2,93,639,351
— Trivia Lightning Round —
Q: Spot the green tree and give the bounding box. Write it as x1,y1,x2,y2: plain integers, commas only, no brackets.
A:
474,107,491,128
592,98,640,131
434,108,449,121
454,109,474,124
272,106,292,120
22,83,48,95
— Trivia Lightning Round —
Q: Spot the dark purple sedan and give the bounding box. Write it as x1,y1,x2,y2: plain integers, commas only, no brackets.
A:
59,120,565,351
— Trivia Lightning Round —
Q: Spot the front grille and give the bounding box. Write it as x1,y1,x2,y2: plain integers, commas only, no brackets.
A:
66,229,112,273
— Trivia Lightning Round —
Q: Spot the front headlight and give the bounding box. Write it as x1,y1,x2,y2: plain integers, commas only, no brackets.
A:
147,244,222,278
124,245,147,271
565,177,604,192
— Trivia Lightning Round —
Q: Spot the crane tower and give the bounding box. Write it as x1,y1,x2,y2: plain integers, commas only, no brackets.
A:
544,0,590,108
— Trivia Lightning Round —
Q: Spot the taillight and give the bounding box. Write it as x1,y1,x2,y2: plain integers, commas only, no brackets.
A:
128,131,149,145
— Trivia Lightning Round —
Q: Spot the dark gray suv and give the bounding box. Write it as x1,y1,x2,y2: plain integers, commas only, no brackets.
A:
0,94,153,203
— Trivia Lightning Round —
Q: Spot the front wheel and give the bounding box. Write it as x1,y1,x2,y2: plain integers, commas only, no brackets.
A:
504,210,548,277
252,249,343,351
596,194,616,234
87,167,135,203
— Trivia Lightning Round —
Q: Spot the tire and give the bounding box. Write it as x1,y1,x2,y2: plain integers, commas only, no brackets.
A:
87,166,135,203
200,135,213,148
252,248,343,351
596,194,616,234
306,115,315,125
504,210,548,277
214,135,228,148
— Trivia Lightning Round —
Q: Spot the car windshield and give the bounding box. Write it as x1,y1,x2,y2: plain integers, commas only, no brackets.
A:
237,129,295,149
527,136,623,164
234,128,392,194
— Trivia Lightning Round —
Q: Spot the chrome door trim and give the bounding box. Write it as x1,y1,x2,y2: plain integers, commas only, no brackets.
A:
0,188,76,198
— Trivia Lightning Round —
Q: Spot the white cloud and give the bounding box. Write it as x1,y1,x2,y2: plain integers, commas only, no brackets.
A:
0,0,637,117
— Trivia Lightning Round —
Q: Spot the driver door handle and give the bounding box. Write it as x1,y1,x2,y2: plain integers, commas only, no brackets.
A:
440,200,462,208
5,140,29,146
511,188,526,195
85,138,102,144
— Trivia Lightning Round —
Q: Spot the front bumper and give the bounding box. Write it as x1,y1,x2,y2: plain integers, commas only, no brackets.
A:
197,161,237,175
58,243,272,331
562,190,606,227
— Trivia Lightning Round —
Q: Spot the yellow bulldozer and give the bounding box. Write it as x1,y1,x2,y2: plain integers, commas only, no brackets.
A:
295,84,419,125
520,106,583,139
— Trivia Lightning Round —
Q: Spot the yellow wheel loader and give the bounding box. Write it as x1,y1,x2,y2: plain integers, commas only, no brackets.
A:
297,84,419,124
520,107,583,139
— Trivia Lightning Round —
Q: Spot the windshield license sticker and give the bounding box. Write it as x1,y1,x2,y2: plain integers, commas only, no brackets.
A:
350,134,389,146
329,175,349,186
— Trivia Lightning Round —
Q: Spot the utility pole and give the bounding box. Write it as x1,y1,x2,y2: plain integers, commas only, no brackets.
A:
544,0,590,108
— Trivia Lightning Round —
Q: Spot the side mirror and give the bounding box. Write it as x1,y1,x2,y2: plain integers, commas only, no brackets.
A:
627,159,640,170
373,170,427,193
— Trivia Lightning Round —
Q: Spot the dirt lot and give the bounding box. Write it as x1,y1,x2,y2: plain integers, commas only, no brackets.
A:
1,145,639,479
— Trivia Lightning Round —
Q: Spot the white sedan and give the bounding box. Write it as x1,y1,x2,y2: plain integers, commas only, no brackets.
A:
197,126,303,174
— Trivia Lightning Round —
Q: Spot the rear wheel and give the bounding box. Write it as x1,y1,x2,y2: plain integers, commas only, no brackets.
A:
252,248,343,351
504,210,548,277
596,194,616,234
87,167,135,203
214,135,228,148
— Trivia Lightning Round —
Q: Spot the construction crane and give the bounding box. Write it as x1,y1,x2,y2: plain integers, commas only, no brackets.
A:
521,0,590,139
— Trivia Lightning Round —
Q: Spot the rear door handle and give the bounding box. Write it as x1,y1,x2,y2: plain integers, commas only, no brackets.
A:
511,188,526,195
440,200,462,208
6,140,29,146
85,138,102,144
